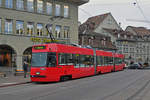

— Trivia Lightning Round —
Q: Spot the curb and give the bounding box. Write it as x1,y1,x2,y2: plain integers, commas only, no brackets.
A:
0,81,31,88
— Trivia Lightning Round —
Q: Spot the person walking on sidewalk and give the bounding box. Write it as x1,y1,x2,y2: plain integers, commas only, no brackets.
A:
23,61,28,78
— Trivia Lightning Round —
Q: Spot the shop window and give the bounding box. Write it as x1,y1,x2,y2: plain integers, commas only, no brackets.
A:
5,19,13,34
37,23,43,36
55,25,61,38
64,5,69,18
27,22,34,36
16,20,24,35
16,0,24,10
64,26,69,38
27,0,34,12
46,2,52,15
55,4,61,16
0,19,1,33
5,0,13,8
37,0,43,13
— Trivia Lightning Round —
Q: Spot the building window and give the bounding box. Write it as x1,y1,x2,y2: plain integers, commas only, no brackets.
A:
46,2,52,15
27,0,34,12
5,0,13,8
64,26,69,38
16,20,24,35
108,19,112,24
5,19,13,34
46,24,52,37
55,25,61,38
37,23,43,36
118,34,120,38
124,35,127,39
16,0,24,10
0,19,1,33
64,5,69,18
27,22,34,36
0,0,2,7
37,0,43,13
55,4,61,16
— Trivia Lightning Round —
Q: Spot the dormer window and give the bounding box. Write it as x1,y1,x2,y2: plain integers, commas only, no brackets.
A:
124,35,127,39
118,34,120,38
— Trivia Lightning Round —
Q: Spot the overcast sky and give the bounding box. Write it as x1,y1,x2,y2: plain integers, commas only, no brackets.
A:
79,0,150,29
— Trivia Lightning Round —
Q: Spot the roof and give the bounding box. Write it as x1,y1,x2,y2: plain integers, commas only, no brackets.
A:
79,30,109,38
127,26,150,36
56,0,89,6
79,13,110,33
103,28,134,36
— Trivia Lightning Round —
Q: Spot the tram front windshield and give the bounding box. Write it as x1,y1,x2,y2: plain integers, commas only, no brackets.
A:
31,53,47,67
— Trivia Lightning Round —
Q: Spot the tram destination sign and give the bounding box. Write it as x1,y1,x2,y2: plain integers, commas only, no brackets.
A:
34,46,46,50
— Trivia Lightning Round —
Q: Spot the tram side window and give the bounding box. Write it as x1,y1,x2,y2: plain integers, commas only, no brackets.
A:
114,58,117,64
97,56,103,66
118,58,123,64
58,53,74,65
80,55,94,67
85,55,93,67
101,56,104,66
58,53,66,65
108,57,113,65
66,53,74,65
104,56,108,66
47,53,56,67
80,55,86,67
74,54,80,68
115,58,121,65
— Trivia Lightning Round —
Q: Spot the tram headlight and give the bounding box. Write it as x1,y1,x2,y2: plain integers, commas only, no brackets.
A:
36,72,40,75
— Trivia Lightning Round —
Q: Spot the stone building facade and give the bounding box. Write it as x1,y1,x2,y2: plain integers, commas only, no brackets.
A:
79,13,150,65
79,31,116,51
105,27,150,65
0,0,89,72
79,13,118,51
125,26,150,63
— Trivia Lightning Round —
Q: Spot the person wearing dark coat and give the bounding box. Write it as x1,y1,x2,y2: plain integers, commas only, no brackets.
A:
23,61,28,78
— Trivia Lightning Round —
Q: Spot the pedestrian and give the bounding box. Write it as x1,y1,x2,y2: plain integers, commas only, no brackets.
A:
23,61,28,78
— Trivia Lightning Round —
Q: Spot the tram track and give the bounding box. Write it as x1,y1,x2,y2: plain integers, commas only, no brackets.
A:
126,79,150,100
29,70,143,100
100,71,150,100
1,70,150,100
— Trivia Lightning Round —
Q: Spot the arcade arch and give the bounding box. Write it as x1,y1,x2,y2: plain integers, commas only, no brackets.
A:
0,45,17,70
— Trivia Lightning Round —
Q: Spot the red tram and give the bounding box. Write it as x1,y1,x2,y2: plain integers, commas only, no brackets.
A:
30,43,125,82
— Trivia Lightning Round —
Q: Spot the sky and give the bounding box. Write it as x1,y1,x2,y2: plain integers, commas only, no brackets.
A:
79,0,150,29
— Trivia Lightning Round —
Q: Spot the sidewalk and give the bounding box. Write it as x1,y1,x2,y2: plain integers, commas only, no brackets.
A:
0,74,31,88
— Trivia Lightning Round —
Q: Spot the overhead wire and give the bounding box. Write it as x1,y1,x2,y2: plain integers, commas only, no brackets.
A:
79,8,93,17
134,0,150,26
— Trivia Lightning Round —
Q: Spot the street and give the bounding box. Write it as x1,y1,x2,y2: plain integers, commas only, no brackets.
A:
1,69,150,100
